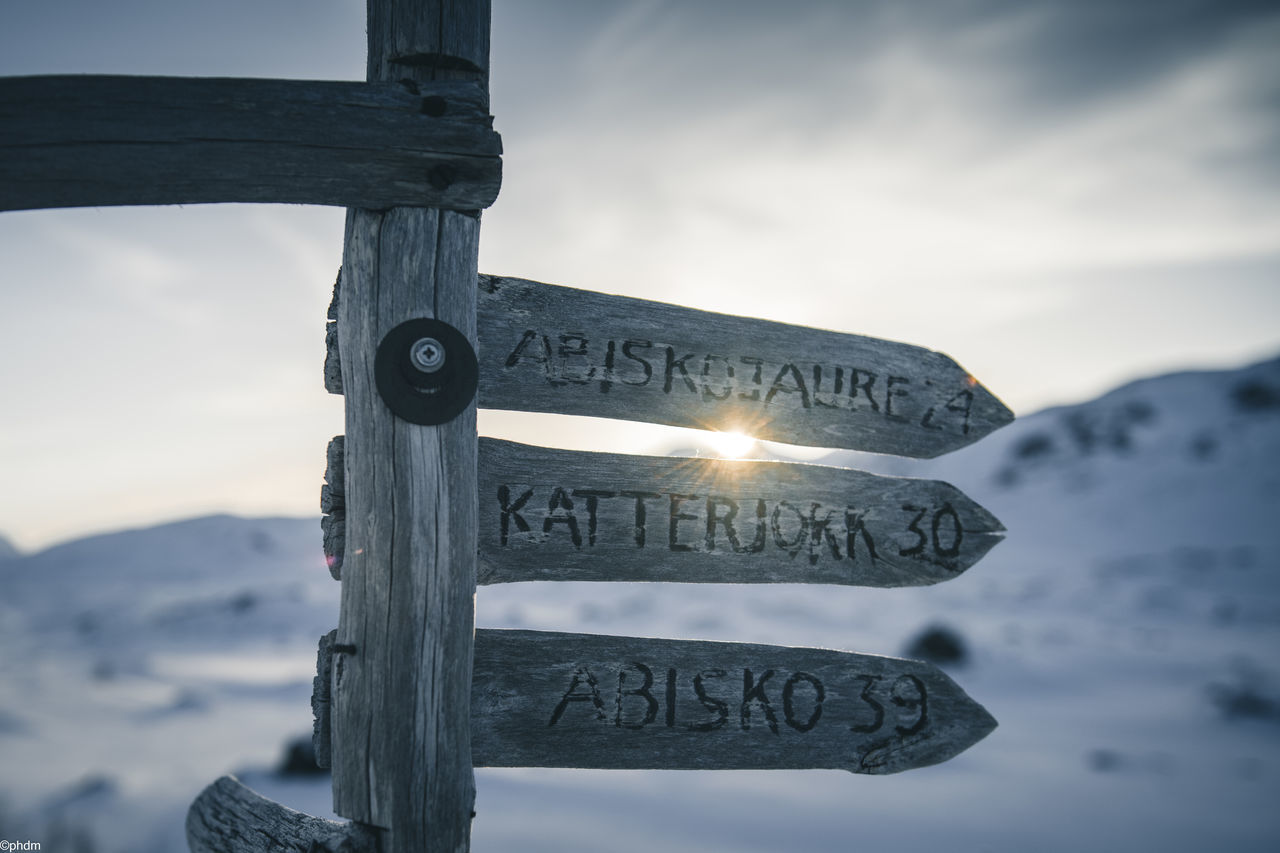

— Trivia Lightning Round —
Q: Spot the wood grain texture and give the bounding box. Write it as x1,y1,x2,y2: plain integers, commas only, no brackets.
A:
476,275,1013,458
329,4,490,849
186,775,375,853
471,630,996,774
325,270,344,395
332,204,481,835
321,512,346,582
477,438,1003,586
322,436,346,511
325,322,344,395
321,436,346,580
313,630,336,771
369,0,491,87
0,75,501,212
331,207,480,844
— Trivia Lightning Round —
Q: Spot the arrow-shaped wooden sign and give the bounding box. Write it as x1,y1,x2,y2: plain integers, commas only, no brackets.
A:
471,629,996,774
478,438,1003,586
476,276,1013,457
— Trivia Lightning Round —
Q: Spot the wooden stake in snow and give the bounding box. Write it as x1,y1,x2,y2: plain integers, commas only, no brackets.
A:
0,75,500,212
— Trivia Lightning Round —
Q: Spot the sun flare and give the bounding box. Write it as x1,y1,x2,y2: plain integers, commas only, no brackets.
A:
706,430,757,459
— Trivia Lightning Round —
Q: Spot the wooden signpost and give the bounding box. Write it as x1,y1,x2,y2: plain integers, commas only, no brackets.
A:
327,274,1014,458
477,438,1003,586
476,275,1012,457
5,0,1014,850
471,630,996,775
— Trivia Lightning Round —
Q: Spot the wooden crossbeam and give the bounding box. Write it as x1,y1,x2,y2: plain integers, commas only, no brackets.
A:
0,75,501,211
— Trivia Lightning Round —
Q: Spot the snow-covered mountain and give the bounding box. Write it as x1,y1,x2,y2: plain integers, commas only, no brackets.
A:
0,516,337,851
2,357,1278,852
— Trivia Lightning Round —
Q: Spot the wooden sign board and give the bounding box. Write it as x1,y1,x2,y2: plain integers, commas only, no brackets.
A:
471,629,996,774
477,438,1003,586
476,276,1013,458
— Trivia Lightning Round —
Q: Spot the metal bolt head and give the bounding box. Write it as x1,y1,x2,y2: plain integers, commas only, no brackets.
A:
410,337,446,373
376,318,478,425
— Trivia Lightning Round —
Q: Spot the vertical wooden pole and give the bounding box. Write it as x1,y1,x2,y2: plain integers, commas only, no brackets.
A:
332,2,489,851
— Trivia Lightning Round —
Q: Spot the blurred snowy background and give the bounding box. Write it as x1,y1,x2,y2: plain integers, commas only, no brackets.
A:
2,356,1279,851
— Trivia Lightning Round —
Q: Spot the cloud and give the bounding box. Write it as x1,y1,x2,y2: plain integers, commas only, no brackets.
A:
981,0,1280,112
485,0,1280,314
3,0,1279,548
0,0,363,78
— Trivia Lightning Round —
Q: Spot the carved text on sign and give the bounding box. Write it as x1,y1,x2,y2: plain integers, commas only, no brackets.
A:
497,484,965,571
503,330,977,439
477,439,1004,587
470,630,998,774
548,661,927,743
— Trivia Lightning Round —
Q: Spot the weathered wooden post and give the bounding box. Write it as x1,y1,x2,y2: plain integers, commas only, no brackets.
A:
328,1,491,851
2,0,498,848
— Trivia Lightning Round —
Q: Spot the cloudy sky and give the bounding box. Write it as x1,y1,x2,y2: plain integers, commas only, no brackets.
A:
2,0,1278,551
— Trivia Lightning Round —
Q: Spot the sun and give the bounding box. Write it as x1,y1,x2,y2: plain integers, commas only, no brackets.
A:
705,430,757,459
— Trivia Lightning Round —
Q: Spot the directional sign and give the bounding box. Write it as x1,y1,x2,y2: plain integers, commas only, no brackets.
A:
478,438,1004,586
471,629,996,774
476,276,1013,458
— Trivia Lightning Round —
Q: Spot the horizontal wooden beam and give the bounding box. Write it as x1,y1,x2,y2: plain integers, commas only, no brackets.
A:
0,75,501,211
476,276,1013,457
477,438,1003,586
471,629,996,774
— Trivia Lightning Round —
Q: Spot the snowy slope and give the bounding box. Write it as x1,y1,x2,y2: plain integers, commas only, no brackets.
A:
0,516,338,849
2,358,1279,852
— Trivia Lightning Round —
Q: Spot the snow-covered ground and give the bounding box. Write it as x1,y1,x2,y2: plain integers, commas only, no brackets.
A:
2,356,1279,852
